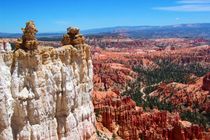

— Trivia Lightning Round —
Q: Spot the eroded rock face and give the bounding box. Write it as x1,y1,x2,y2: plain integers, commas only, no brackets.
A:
93,63,137,92
202,72,210,92
0,43,97,139
93,92,209,140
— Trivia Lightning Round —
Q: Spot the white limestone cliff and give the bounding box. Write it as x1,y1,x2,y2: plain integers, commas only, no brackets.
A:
0,44,97,140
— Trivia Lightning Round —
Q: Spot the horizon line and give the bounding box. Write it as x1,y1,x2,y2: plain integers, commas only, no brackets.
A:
1,22,210,34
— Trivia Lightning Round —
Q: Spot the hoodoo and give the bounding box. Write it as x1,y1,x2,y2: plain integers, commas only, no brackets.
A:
15,21,39,51
0,22,97,139
62,27,85,46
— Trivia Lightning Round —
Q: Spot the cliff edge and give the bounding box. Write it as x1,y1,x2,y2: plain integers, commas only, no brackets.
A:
0,23,97,140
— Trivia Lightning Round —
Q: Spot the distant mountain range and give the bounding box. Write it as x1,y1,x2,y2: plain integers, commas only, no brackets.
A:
83,23,210,39
1,23,210,39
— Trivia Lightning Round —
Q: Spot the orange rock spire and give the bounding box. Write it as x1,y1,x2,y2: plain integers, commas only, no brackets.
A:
61,27,85,46
15,21,39,51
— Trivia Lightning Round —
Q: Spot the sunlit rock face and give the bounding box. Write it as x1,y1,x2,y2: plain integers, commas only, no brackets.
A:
0,43,97,139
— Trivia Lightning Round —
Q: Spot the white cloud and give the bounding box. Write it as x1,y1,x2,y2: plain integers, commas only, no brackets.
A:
154,0,210,12
178,0,210,4
155,4,210,12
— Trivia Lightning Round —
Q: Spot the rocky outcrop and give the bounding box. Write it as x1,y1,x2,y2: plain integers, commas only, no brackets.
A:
15,21,39,51
62,27,85,46
0,28,97,139
93,92,209,140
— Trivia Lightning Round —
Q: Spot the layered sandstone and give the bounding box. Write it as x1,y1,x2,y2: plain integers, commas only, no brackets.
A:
0,31,96,139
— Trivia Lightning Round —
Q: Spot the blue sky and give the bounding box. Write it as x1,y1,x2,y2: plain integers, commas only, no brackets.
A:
1,0,210,33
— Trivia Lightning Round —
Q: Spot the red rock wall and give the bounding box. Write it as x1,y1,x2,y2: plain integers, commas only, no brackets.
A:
94,94,209,140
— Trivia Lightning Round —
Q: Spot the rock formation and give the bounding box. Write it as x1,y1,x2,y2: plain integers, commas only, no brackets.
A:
62,27,85,46
93,92,210,140
151,77,210,113
202,72,210,93
15,21,39,51
0,26,97,139
93,63,137,92
0,40,12,52
91,42,210,139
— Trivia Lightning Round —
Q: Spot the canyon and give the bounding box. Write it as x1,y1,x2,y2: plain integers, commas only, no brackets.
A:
0,25,210,140
91,37,210,139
